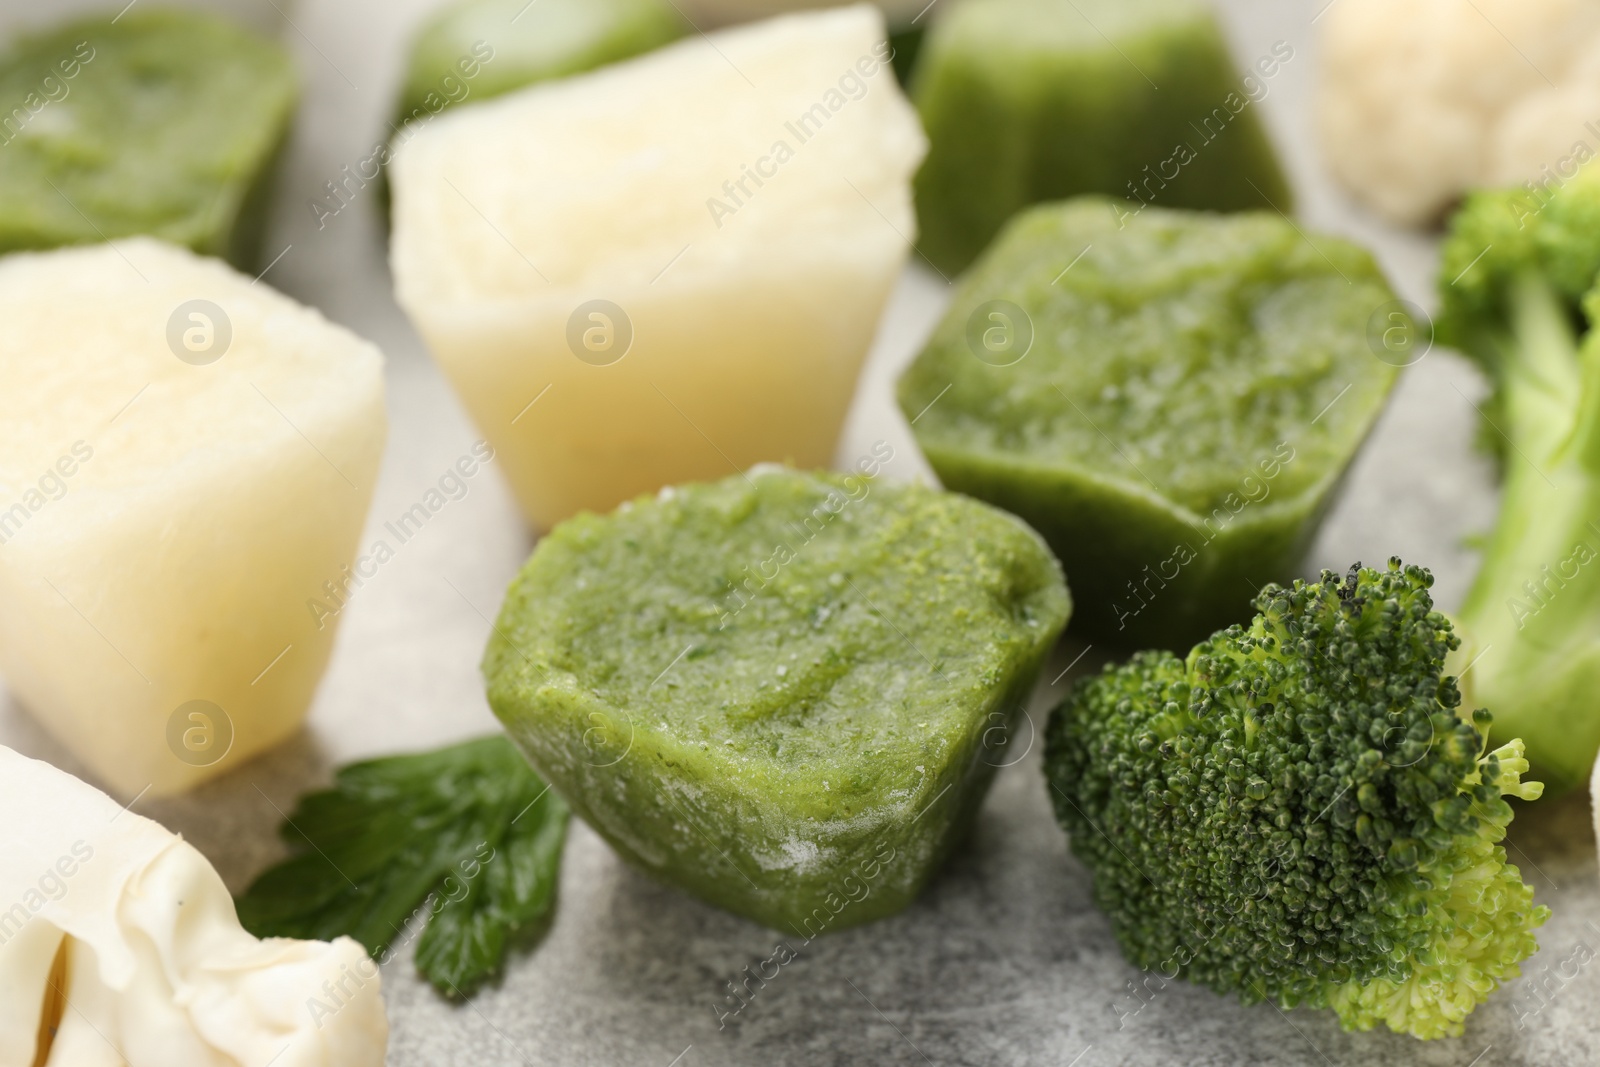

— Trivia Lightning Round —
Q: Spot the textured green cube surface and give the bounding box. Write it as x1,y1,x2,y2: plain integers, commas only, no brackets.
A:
396,0,685,123
897,199,1400,649
911,0,1291,275
484,468,1070,932
0,10,297,270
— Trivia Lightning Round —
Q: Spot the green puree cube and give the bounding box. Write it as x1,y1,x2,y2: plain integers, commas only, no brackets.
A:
395,0,685,124
897,200,1401,649
911,0,1292,275
484,468,1070,932
0,10,296,270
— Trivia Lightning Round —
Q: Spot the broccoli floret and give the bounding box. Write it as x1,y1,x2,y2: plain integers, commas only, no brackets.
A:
1044,561,1546,1040
1437,161,1600,795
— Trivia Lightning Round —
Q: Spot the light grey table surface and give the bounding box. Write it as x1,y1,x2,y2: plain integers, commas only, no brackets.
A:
2,0,1596,1064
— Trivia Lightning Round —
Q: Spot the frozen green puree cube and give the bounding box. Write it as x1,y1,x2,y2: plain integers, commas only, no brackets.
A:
484,468,1070,932
395,0,685,124
0,10,296,270
898,200,1401,649
912,0,1291,275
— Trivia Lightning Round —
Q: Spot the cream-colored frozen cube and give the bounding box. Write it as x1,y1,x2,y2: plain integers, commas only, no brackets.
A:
390,4,926,531
677,0,928,26
0,239,386,796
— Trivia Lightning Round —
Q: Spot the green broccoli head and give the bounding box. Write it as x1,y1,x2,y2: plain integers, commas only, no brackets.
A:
1439,161,1600,367
1045,561,1546,1040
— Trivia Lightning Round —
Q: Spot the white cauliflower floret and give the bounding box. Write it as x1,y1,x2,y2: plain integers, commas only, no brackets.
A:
0,746,388,1067
1593,753,1600,877
1319,0,1600,226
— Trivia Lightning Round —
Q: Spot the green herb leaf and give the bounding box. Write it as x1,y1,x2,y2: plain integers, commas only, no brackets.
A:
235,735,568,998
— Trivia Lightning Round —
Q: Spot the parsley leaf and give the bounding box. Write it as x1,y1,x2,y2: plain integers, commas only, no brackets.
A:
235,735,568,998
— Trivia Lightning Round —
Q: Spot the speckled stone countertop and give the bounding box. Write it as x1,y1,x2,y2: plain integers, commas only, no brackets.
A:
1,0,1594,1063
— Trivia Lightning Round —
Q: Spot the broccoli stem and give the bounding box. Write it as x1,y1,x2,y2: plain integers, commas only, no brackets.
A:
1501,270,1580,454
1455,270,1600,794
1571,312,1600,474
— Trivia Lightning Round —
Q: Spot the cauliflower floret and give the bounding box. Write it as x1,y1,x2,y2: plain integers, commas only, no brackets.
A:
0,746,388,1066
1319,0,1600,226
1593,753,1600,874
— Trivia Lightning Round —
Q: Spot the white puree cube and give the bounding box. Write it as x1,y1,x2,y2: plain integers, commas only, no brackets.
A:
390,4,926,531
0,239,386,796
